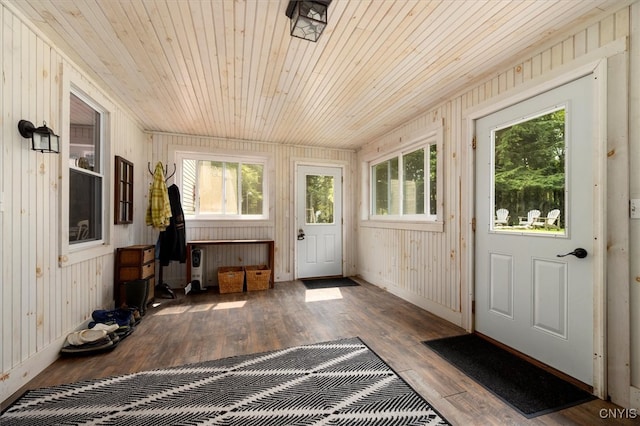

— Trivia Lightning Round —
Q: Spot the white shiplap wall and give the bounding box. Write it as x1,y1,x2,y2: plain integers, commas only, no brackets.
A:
630,2,640,410
357,5,634,406
357,8,631,320
357,108,461,325
146,133,357,287
1,0,638,411
0,3,148,403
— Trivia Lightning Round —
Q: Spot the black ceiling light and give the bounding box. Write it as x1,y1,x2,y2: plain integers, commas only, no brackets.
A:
286,1,331,42
18,120,60,153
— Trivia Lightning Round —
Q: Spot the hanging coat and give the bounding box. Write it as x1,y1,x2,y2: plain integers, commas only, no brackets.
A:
146,162,172,230
159,184,187,266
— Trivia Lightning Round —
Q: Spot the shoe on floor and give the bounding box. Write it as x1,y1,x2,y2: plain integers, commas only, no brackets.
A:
66,329,107,346
91,323,119,333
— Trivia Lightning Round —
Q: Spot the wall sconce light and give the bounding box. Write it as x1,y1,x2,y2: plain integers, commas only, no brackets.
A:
285,0,331,42
18,120,60,153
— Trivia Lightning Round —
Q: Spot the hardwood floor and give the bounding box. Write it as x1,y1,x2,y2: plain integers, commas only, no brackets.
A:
2,278,636,425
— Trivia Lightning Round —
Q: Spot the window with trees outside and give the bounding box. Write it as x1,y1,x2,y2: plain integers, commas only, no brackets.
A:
178,153,267,220
306,174,334,224
492,107,566,235
370,143,438,221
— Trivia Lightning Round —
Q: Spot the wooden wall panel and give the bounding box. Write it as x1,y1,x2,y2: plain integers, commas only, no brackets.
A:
147,133,357,287
0,3,148,403
357,7,631,328
1,0,637,410
630,0,640,401
357,104,461,323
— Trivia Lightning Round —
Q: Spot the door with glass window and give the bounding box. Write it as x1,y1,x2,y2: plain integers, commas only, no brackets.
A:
296,165,343,278
475,75,595,385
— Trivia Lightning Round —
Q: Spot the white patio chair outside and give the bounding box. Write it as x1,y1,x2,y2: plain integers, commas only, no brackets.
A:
517,209,541,228
495,208,509,227
533,209,561,228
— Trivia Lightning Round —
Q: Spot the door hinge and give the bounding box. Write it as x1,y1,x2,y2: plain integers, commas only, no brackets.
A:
472,300,475,314
471,217,476,232
472,136,477,150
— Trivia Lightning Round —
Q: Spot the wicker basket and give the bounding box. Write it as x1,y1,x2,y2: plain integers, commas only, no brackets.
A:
217,266,245,293
245,265,271,291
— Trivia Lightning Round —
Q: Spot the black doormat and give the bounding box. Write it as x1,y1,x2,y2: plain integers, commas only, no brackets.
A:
423,334,595,418
301,277,360,289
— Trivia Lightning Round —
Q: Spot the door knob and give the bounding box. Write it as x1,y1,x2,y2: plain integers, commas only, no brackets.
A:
297,229,305,241
556,248,588,259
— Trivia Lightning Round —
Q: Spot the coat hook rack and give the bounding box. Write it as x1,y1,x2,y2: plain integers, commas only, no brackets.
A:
148,162,176,182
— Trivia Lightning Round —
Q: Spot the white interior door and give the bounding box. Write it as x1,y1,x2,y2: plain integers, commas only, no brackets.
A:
296,165,343,279
475,75,594,385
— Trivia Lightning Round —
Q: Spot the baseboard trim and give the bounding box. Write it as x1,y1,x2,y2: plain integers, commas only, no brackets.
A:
0,335,66,409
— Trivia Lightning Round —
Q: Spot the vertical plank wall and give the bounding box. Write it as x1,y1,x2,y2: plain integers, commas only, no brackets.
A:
146,133,357,287
1,0,638,410
357,111,461,325
356,7,632,332
0,4,148,403
628,1,640,409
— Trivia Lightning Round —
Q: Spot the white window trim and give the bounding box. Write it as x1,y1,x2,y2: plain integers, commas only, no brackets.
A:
172,148,272,222
59,80,112,267
361,120,444,229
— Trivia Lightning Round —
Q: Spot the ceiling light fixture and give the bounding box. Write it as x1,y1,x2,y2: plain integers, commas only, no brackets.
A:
285,0,331,42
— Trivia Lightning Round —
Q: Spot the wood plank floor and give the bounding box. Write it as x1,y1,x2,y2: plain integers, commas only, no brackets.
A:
2,278,636,425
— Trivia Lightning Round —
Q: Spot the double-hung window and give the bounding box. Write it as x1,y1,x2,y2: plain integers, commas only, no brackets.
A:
176,152,268,220
69,92,104,244
368,128,441,223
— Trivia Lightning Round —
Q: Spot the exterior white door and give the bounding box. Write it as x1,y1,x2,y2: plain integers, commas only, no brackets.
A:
475,75,594,385
296,165,343,279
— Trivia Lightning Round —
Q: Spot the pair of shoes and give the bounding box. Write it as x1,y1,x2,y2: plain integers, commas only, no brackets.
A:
91,309,135,328
66,329,108,346
60,332,120,356
90,323,119,333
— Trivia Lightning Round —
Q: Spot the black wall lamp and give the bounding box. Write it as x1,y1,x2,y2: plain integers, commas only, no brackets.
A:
18,120,60,153
286,0,331,42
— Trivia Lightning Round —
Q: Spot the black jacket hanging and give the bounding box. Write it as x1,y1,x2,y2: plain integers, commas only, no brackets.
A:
159,184,187,266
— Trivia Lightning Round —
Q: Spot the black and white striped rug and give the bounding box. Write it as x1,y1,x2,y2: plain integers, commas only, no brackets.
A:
2,337,450,425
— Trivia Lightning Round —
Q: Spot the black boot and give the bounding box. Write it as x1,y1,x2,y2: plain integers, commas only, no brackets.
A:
125,279,148,315
163,283,176,299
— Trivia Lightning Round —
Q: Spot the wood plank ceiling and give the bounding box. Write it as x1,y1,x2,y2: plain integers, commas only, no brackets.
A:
6,0,630,150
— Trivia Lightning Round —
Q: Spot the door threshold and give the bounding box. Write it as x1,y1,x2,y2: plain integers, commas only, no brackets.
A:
299,275,344,281
475,332,593,394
